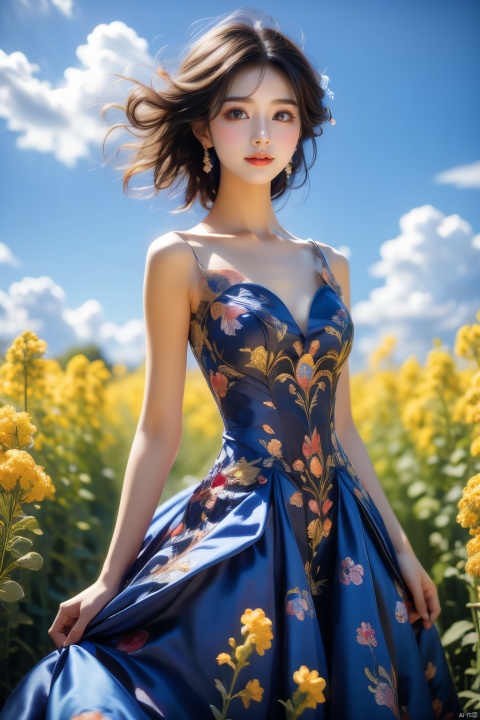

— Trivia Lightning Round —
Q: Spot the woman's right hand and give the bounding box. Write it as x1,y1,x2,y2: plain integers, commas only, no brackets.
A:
48,578,119,650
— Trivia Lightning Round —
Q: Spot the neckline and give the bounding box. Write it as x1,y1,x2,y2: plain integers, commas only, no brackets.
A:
177,234,344,341
218,279,334,342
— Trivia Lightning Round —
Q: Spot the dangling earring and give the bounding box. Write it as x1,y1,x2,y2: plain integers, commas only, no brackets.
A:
203,146,212,174
285,147,296,177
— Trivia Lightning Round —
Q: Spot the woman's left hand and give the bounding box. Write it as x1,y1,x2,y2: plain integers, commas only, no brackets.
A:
395,548,441,630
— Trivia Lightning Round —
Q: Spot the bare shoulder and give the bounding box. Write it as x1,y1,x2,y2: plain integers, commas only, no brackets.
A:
147,231,196,271
145,231,201,296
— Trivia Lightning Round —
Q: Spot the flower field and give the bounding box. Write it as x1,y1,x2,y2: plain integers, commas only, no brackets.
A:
0,316,479,708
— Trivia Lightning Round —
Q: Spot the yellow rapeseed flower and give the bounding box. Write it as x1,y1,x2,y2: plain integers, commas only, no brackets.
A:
292,665,326,707
465,553,480,578
240,608,274,655
467,535,480,557
457,474,480,534
369,335,396,370
240,678,264,709
455,314,480,364
0,405,36,451
0,449,54,501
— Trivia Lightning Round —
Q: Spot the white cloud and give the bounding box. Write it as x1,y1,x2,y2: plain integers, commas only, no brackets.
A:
0,276,145,367
0,242,21,267
50,0,73,16
433,160,480,189
351,205,480,363
0,21,154,166
18,0,73,17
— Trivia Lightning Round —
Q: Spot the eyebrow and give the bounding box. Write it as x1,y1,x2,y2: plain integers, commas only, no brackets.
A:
224,96,298,106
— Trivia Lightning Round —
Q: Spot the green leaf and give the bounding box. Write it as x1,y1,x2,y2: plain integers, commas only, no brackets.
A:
449,447,467,464
214,678,228,699
0,579,24,602
78,488,95,501
406,481,427,498
11,516,39,534
441,620,474,646
443,566,460,578
441,462,467,478
16,611,34,625
461,631,479,647
8,535,33,558
209,705,222,720
15,552,43,570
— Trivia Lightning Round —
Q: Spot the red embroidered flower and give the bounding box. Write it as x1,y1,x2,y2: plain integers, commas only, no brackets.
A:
211,472,227,488
209,370,228,401
356,622,377,647
116,629,149,654
322,498,333,514
308,499,320,515
302,435,312,458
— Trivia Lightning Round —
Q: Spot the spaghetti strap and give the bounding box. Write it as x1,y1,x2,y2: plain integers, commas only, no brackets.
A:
175,232,207,273
308,238,344,300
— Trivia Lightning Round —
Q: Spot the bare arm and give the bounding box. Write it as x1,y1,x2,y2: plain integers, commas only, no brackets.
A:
49,233,196,647
328,248,440,630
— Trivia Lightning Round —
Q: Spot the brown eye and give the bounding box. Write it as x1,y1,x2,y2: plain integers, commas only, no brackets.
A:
225,108,248,120
274,111,295,122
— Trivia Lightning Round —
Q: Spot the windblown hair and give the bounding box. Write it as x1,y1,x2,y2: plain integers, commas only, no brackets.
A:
103,10,333,210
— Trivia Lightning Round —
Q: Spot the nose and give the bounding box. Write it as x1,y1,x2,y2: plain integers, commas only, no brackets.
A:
252,121,271,147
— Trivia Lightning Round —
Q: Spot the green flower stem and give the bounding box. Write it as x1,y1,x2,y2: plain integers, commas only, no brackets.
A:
219,661,244,720
0,484,21,577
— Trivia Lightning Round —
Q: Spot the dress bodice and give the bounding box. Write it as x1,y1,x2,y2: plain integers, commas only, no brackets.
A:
180,234,355,484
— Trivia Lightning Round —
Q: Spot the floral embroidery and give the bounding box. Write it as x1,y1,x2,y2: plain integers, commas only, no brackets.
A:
209,370,228,401
115,629,149,654
394,600,408,624
339,557,364,585
285,586,315,620
374,683,396,712
210,300,246,335
356,622,378,647
357,622,403,718
289,491,303,507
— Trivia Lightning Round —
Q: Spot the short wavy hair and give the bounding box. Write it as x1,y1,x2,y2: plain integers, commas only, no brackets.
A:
103,10,333,210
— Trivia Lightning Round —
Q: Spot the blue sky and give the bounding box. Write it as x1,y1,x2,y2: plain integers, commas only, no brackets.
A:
0,0,479,370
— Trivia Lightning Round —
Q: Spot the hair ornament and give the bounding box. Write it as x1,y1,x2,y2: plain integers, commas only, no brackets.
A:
320,67,336,125
320,68,334,99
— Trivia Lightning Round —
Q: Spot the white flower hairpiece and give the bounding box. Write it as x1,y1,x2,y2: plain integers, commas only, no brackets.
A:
320,67,334,99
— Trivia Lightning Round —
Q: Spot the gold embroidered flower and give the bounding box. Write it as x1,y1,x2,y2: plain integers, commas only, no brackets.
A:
266,439,282,458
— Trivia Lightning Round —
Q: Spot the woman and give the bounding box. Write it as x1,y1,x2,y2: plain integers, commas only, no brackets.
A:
1,10,462,720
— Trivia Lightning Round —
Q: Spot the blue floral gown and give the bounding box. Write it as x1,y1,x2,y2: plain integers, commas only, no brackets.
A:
1,237,462,720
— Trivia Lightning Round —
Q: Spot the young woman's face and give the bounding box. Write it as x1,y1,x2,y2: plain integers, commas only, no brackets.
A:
206,64,302,185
